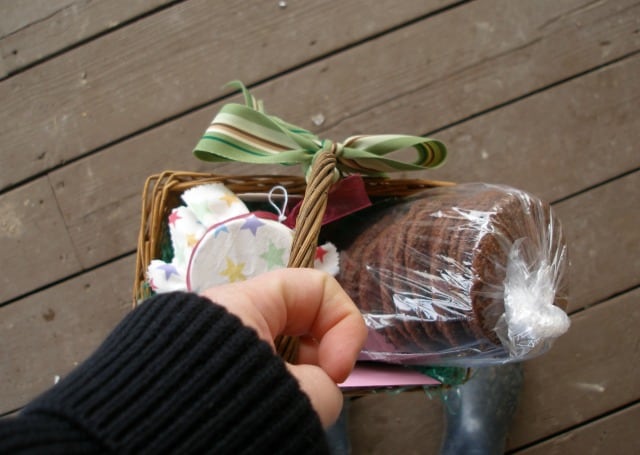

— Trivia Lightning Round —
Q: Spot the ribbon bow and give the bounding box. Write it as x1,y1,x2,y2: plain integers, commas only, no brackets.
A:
193,81,447,180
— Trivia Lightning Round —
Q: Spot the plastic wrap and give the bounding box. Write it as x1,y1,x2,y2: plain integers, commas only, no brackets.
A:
332,183,569,366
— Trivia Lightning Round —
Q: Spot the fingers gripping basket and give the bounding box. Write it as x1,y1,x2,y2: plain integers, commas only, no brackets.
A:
133,151,452,363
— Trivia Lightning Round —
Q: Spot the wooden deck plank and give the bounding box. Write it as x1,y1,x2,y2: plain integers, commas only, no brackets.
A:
420,53,640,200
348,286,640,454
51,51,639,273
0,256,133,413
0,0,173,77
349,391,444,455
554,170,640,313
0,0,76,37
50,118,221,269
0,0,452,190
513,402,640,455
265,0,640,138
507,287,640,449
0,177,81,303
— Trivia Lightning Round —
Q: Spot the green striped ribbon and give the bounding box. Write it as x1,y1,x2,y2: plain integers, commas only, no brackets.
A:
193,81,447,179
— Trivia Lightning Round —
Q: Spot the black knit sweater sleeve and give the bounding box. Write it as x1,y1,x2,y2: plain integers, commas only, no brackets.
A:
0,292,330,454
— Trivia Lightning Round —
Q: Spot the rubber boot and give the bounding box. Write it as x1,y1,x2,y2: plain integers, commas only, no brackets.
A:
326,399,350,455
439,362,524,455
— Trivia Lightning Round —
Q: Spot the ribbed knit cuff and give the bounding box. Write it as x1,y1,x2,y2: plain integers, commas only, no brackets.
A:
0,414,107,454
23,292,330,454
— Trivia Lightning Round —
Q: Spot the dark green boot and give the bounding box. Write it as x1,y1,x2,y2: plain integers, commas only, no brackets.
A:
439,363,524,455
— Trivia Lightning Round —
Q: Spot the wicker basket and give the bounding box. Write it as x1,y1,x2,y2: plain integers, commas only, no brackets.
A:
134,148,453,361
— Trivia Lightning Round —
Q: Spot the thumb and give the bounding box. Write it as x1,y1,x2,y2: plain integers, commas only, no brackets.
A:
286,363,344,428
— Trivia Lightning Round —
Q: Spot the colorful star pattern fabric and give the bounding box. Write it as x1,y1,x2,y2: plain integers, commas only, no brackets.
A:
219,193,239,207
186,233,198,247
158,263,179,280
213,225,229,237
260,241,287,270
167,206,205,268
168,210,182,227
147,183,340,295
182,183,248,227
147,183,249,293
316,246,328,263
314,243,339,275
240,215,264,236
187,215,293,292
220,257,247,282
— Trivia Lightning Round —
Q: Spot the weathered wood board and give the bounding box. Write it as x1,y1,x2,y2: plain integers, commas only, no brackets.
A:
3,0,637,304
554,171,640,313
507,288,640,449
0,0,173,77
4,0,638,190
268,0,640,139
0,256,134,413
0,177,81,303
414,55,640,202
0,0,76,37
0,0,452,190
513,402,640,455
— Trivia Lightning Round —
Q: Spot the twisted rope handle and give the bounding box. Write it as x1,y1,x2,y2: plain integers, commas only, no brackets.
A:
275,146,339,362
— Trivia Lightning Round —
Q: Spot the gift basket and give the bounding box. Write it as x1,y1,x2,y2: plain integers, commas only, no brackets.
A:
133,82,570,385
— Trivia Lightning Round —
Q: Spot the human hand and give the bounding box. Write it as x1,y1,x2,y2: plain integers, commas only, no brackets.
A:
201,268,367,427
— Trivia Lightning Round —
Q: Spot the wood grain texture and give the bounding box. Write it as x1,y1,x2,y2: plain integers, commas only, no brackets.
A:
263,0,640,138
48,114,220,269
0,255,134,413
555,171,640,313
0,0,76,37
51,51,640,271
349,391,444,455
0,177,81,303
507,287,640,449
0,0,451,190
0,0,174,77
348,286,640,454
514,402,640,455
408,53,640,202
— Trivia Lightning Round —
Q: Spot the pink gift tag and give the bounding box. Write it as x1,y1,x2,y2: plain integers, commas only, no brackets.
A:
339,363,440,391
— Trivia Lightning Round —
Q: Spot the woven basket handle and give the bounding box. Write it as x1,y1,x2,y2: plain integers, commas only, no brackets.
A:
275,146,339,362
